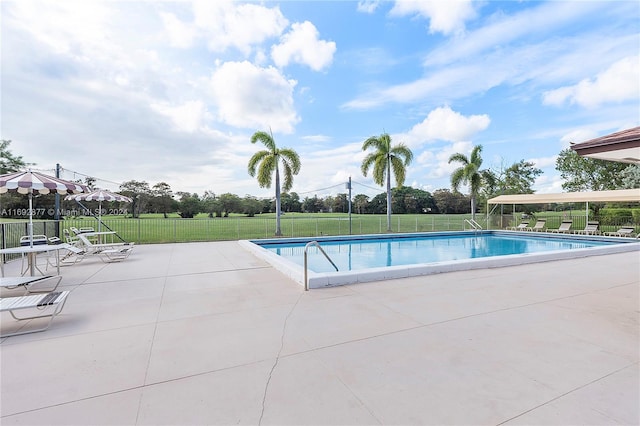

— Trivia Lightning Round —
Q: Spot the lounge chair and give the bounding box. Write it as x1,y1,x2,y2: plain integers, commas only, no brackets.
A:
508,221,529,231
0,275,63,295
75,234,134,262
57,243,87,265
0,291,70,337
526,219,546,232
547,221,573,233
604,226,636,237
574,221,600,235
63,228,80,245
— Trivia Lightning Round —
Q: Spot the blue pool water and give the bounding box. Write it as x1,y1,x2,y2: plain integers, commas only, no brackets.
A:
257,233,614,273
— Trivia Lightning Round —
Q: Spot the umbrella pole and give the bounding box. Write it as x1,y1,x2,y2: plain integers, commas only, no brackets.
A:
28,190,34,248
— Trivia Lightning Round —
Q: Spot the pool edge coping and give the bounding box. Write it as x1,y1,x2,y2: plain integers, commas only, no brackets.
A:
239,231,640,289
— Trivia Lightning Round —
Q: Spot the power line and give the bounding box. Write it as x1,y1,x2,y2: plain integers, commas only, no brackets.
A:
351,180,383,192
297,183,345,195
58,167,123,188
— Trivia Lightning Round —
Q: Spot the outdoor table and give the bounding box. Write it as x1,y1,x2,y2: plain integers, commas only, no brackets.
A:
0,245,64,277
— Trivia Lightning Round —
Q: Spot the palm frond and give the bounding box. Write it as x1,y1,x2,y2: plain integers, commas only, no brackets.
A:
256,155,275,188
281,162,294,192
390,156,406,186
372,155,387,186
448,153,469,165
450,168,465,192
247,150,270,176
361,152,378,176
469,145,483,166
250,131,276,152
390,143,413,166
279,148,301,175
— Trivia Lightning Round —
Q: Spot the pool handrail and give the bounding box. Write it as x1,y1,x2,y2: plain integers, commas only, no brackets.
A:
304,241,339,291
464,219,482,231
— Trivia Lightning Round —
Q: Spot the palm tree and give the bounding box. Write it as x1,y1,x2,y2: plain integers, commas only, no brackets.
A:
361,133,413,232
448,144,485,221
248,130,301,236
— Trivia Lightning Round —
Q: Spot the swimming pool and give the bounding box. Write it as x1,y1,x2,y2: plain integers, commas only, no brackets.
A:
240,231,639,288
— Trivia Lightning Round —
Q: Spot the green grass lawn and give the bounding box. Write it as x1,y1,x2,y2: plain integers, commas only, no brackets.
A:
4,211,634,246
56,213,474,244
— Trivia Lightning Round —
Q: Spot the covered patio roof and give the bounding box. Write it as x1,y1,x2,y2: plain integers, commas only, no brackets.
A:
571,126,640,164
488,188,640,204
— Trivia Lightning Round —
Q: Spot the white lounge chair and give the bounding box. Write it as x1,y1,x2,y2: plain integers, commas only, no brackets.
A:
63,228,80,245
0,275,63,295
526,219,546,232
0,291,70,337
547,221,573,233
508,221,529,231
604,226,636,237
75,234,134,262
57,243,87,265
574,221,600,235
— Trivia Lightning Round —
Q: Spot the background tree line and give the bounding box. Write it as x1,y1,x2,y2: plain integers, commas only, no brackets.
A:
1,139,638,221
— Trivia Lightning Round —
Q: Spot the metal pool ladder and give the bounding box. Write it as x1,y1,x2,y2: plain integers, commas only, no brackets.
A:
464,219,483,233
304,241,339,291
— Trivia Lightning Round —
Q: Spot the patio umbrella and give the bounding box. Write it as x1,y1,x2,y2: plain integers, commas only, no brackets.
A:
0,169,89,247
65,189,132,231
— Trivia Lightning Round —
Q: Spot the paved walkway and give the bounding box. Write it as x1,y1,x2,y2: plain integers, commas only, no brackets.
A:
1,241,638,425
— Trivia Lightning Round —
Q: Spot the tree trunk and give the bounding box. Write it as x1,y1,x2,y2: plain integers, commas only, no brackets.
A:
275,162,282,236
471,195,476,222
386,159,392,232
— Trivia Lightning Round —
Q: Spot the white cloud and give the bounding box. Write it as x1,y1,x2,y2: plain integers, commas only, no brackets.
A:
344,2,636,111
415,141,474,180
389,0,477,35
559,129,599,148
210,61,299,133
423,2,601,68
151,100,207,133
192,0,288,55
5,1,113,56
527,156,557,169
357,1,380,14
302,135,332,143
542,56,640,108
160,12,196,48
534,174,565,194
402,106,490,148
271,21,336,71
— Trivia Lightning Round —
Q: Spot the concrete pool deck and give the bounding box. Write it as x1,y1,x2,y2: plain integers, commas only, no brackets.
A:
0,241,638,425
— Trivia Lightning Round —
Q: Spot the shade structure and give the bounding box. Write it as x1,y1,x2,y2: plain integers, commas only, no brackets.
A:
487,188,640,205
65,189,132,231
570,126,640,164
0,169,89,248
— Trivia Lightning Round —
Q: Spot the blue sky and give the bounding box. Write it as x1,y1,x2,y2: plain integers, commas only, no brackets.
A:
2,0,639,200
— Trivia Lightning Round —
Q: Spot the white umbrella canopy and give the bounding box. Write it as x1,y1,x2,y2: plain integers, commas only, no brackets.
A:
0,169,89,247
65,189,132,231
